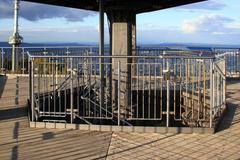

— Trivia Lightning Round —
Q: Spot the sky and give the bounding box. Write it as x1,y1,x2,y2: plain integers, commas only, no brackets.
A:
0,0,240,45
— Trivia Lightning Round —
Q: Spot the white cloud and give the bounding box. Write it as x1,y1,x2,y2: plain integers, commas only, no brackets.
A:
182,20,198,33
181,14,233,34
212,32,227,35
0,0,96,22
226,23,240,30
138,23,179,32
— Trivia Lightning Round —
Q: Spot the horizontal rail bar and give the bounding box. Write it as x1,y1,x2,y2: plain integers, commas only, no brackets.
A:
27,53,216,59
0,46,99,49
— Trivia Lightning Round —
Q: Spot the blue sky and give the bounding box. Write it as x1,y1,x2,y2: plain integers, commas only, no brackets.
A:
0,0,240,44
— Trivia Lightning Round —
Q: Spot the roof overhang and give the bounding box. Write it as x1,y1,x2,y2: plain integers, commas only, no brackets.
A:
22,0,207,13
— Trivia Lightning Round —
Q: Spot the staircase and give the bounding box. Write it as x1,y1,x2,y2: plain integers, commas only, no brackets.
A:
79,56,111,116
181,90,211,127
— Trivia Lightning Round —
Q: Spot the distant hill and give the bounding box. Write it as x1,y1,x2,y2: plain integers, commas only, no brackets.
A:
0,42,47,47
0,42,239,50
141,43,240,48
0,42,11,47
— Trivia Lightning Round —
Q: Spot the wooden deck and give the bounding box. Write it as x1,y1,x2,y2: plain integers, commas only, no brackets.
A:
0,75,240,160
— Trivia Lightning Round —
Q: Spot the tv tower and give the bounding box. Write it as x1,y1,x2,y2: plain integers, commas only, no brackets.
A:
9,0,23,72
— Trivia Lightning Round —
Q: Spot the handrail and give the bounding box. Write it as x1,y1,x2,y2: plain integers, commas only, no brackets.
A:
214,62,226,79
27,52,216,59
81,96,132,126
55,75,71,91
0,46,99,49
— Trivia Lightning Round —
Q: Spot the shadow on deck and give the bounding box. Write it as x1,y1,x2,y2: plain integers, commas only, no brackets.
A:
1,78,240,159
0,107,27,121
0,75,7,98
216,79,240,132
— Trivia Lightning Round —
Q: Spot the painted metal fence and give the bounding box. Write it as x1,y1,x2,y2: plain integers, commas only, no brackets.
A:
28,52,226,128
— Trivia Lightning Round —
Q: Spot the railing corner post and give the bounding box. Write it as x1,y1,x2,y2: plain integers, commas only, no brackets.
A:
30,58,35,122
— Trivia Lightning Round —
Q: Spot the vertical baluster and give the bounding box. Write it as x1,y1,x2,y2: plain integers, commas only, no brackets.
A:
210,59,214,128
22,48,25,74
166,58,170,127
148,63,151,119
137,63,139,119
30,59,34,121
1,48,4,74
70,58,74,123
118,61,121,126
154,63,156,119
142,62,145,118
131,63,133,119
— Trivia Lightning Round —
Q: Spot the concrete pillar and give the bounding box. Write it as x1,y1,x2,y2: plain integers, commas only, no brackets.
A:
107,10,136,120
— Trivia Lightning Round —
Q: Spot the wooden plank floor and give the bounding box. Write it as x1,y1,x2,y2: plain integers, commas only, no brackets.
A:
0,117,112,160
0,76,112,160
0,76,240,160
106,80,240,160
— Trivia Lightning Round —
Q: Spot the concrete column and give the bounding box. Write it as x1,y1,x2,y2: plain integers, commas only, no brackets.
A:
107,10,136,120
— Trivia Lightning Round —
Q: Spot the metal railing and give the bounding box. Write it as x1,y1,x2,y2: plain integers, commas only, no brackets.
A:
225,51,240,78
0,46,100,74
0,47,28,74
1,46,238,79
214,48,240,78
28,51,226,128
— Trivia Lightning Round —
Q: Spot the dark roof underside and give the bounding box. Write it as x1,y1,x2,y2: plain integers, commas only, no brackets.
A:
22,0,207,13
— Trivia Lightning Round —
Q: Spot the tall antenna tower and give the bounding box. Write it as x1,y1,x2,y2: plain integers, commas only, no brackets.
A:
9,0,23,72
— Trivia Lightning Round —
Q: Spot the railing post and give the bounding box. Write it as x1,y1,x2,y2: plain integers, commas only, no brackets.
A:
118,61,121,126
22,48,25,74
70,57,74,124
210,59,214,128
1,48,4,74
66,48,70,70
166,58,170,127
56,59,58,88
223,57,226,106
28,56,30,99
30,58,34,121
217,68,220,114
100,57,104,118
